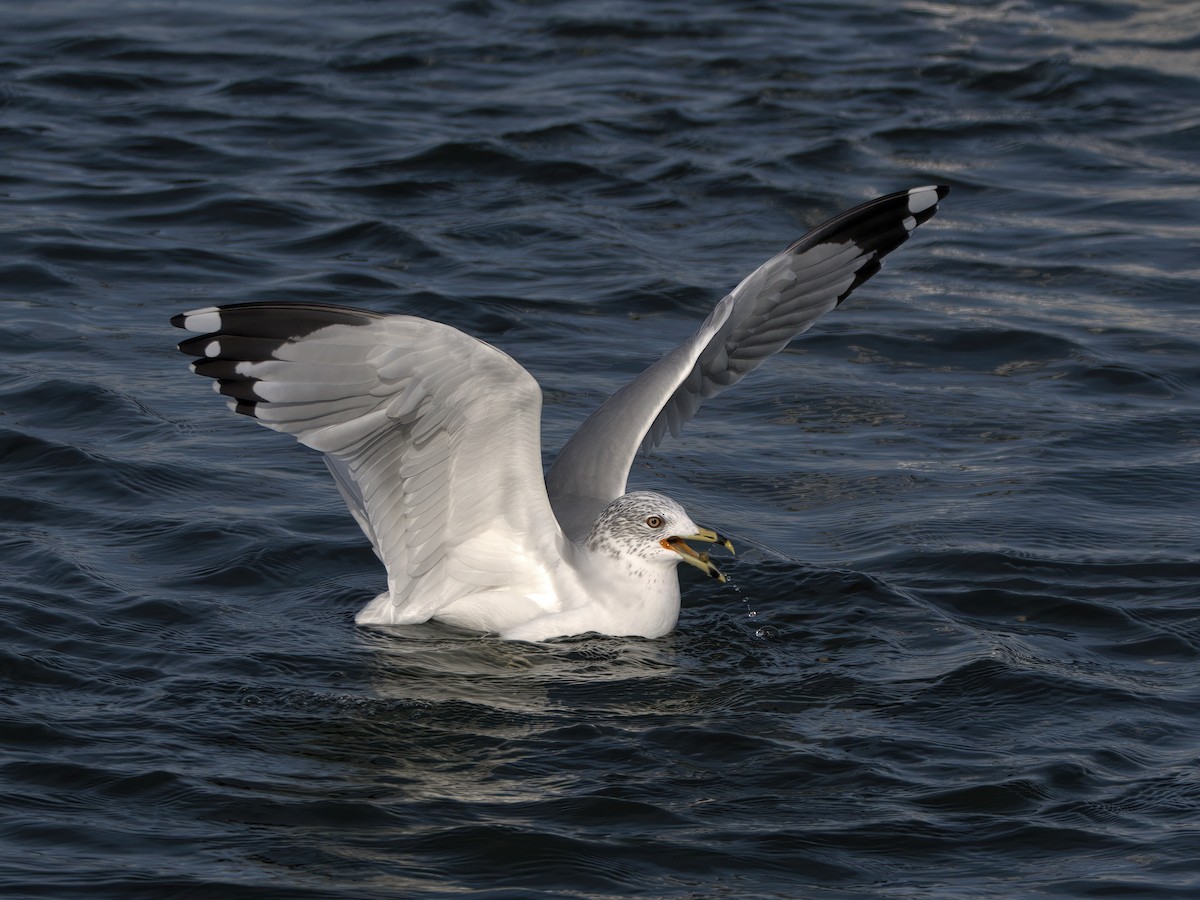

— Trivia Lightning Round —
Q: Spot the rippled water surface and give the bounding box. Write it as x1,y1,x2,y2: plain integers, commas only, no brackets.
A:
3,1,1200,897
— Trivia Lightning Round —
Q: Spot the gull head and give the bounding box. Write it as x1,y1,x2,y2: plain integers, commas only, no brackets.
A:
584,491,734,582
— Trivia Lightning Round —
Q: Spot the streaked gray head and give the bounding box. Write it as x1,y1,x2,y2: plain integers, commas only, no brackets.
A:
584,491,730,582
585,491,697,559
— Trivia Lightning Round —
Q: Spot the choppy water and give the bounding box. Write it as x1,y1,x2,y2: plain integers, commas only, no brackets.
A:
3,0,1200,897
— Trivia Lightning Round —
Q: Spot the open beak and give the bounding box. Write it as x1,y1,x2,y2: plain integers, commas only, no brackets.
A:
661,528,735,583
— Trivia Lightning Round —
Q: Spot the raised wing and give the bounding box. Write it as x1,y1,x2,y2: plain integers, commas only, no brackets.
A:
173,302,567,624
545,185,948,536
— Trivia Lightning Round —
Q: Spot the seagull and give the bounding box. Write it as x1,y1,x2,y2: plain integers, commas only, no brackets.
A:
173,185,947,641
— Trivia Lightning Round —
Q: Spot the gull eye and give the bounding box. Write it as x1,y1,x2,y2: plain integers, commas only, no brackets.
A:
645,515,664,529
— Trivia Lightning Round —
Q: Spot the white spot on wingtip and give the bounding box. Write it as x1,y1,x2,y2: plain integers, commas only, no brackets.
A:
211,380,222,393
902,215,917,232
907,186,939,215
206,340,221,358
182,308,222,334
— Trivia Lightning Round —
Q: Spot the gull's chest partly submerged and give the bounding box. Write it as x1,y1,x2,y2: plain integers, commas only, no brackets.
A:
473,550,684,643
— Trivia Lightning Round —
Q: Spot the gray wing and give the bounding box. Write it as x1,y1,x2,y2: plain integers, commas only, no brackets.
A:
545,185,948,536
173,302,568,624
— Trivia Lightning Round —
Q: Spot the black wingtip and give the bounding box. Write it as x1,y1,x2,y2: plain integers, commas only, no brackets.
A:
169,313,187,329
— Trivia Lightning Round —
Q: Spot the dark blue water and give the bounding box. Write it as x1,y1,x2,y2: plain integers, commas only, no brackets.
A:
3,1,1199,896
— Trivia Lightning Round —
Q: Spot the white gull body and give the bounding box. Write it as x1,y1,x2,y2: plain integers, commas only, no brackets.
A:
173,185,947,641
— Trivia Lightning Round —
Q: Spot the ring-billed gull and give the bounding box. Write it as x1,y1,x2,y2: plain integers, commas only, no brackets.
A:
173,185,947,641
